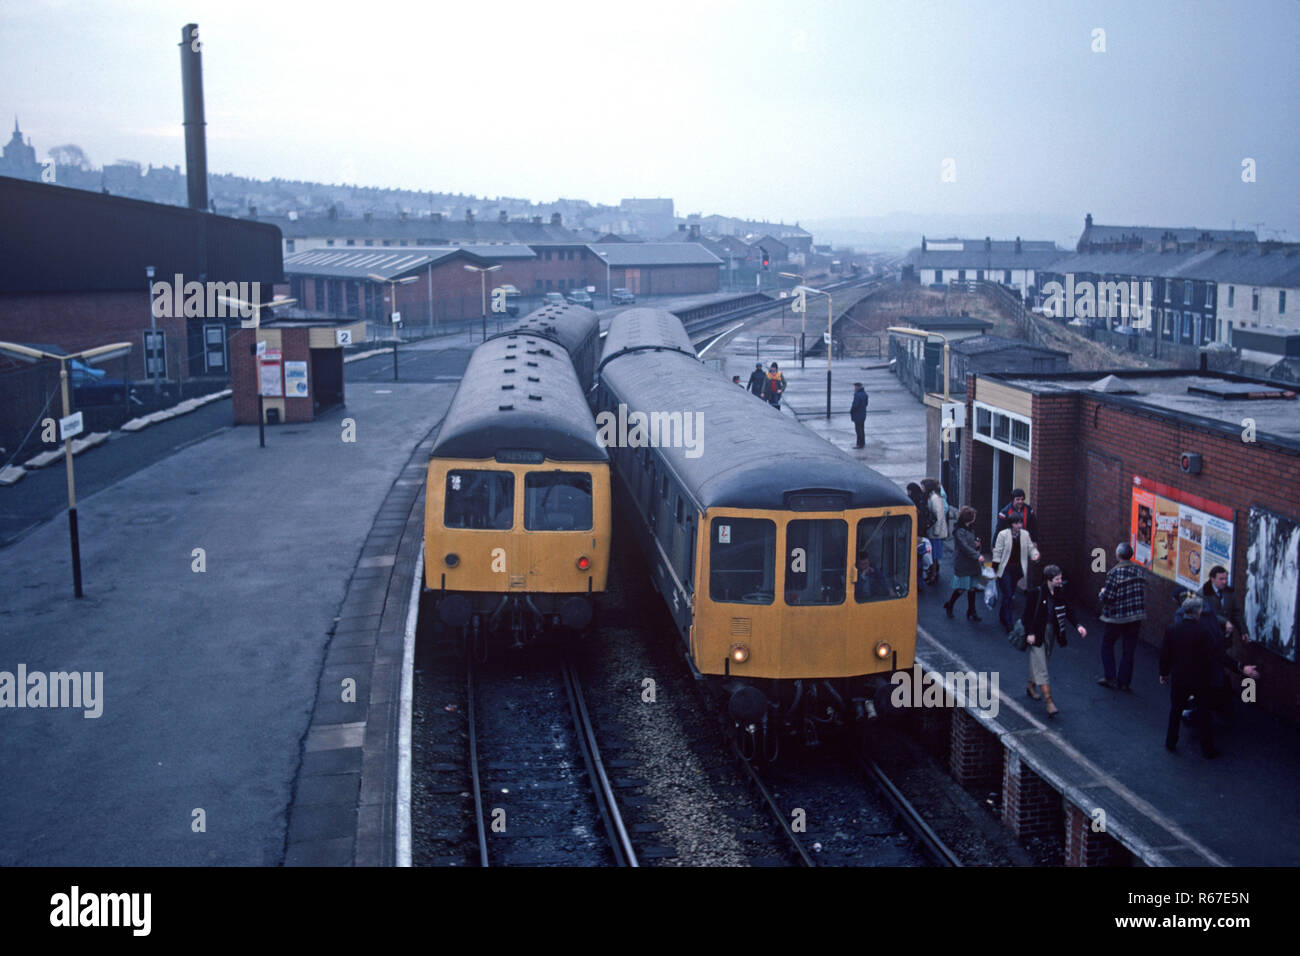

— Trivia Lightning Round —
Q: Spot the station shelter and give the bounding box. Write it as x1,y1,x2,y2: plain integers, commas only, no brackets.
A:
230,317,365,425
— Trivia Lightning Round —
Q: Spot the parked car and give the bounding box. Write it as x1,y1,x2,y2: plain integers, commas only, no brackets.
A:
610,288,636,305
543,291,566,305
70,358,137,407
565,289,594,307
495,284,522,317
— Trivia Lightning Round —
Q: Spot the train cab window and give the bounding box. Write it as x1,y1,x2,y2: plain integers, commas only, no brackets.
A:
854,515,911,602
524,471,593,531
444,470,514,530
709,517,775,605
784,519,848,605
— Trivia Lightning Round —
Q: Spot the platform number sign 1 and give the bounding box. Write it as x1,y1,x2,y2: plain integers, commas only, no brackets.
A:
718,524,731,544
336,328,352,346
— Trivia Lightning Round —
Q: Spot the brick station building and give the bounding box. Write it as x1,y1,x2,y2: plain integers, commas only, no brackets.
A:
961,367,1300,722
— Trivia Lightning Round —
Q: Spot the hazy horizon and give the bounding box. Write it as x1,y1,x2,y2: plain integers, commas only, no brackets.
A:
4,0,1297,240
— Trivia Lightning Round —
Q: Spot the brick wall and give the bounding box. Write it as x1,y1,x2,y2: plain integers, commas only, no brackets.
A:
0,291,186,382
1001,750,1062,841
1031,392,1300,722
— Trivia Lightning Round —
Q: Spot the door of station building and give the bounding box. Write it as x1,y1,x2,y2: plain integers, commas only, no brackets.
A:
990,448,1015,540
310,348,344,410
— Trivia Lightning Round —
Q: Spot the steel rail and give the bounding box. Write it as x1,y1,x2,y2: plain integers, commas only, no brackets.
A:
728,740,817,868
561,655,640,867
852,750,962,867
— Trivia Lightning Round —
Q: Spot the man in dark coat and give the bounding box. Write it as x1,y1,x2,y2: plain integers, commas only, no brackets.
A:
747,363,767,398
1160,595,1257,757
850,382,868,448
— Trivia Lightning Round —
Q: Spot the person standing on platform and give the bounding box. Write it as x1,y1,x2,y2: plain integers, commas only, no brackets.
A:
765,362,786,408
921,478,947,586
1097,542,1146,691
944,506,987,622
1022,565,1086,717
747,363,767,398
992,514,1039,631
732,375,742,386
850,382,868,448
1159,595,1254,757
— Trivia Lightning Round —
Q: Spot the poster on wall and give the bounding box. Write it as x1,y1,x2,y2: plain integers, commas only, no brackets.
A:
259,349,283,398
1245,507,1299,663
1129,476,1234,591
284,361,308,398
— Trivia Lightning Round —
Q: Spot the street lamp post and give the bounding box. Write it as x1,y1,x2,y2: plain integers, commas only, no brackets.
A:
782,274,834,418
367,274,418,380
0,340,132,597
779,272,806,368
463,264,502,341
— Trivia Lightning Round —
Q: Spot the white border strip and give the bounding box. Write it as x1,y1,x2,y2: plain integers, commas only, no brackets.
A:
395,544,424,867
696,323,745,358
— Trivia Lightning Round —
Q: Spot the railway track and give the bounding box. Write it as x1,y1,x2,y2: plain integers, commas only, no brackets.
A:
465,649,638,867
680,274,883,342
729,736,961,867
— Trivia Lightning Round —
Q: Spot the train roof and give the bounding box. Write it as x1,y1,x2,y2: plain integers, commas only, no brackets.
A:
490,302,599,357
598,306,696,370
431,332,608,463
599,310,909,512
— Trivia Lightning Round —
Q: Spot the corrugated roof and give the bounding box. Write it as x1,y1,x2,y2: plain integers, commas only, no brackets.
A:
587,243,722,266
283,247,490,279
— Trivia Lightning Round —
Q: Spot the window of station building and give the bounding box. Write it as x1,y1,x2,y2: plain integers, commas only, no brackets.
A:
709,517,776,605
992,411,1010,444
1228,286,1235,308
286,239,296,252
1252,288,1260,311
535,280,543,291
524,471,592,531
784,519,847,605
976,405,992,437
854,515,911,603
346,239,355,246
544,251,552,261
1281,290,1287,315
326,239,335,247
366,240,374,247
444,470,514,530
1011,418,1030,451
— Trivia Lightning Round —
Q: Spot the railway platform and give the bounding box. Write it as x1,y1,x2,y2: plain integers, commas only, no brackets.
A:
711,322,1300,865
0,372,457,865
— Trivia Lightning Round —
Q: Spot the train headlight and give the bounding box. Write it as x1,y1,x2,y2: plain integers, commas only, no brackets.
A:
445,553,460,567
874,640,892,660
730,643,750,664
576,555,590,571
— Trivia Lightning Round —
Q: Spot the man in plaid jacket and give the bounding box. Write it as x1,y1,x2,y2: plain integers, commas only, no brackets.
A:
1097,542,1146,690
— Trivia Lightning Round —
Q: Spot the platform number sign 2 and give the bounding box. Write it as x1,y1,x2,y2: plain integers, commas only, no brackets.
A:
718,524,731,544
336,328,353,346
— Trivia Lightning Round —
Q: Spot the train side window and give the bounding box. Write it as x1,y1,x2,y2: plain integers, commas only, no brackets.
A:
784,519,848,605
444,470,514,530
854,514,911,602
675,496,683,524
709,517,775,605
524,471,593,531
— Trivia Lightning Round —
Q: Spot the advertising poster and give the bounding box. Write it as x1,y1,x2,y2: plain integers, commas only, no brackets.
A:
1130,476,1234,591
284,361,308,398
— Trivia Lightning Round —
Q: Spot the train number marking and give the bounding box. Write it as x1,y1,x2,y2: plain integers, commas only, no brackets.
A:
717,525,730,544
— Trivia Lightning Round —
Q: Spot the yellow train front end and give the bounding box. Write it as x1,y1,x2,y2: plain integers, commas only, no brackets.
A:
424,457,611,646
690,503,917,747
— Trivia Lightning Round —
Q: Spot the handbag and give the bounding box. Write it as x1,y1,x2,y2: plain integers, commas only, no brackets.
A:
1007,619,1029,651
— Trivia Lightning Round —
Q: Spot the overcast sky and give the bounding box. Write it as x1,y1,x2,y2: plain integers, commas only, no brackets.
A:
3,0,1297,237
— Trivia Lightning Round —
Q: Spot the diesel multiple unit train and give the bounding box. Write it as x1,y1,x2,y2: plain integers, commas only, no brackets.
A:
423,301,917,751
423,303,610,651
595,308,917,753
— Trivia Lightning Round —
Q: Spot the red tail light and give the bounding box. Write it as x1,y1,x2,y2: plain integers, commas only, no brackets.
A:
576,555,590,571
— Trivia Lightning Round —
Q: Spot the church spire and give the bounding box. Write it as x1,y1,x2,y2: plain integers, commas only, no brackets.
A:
13,116,18,134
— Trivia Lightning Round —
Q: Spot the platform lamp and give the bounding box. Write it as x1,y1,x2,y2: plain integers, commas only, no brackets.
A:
367,273,418,380
779,272,807,369
0,340,132,597
784,280,834,419
463,263,502,341
218,294,296,447
595,249,611,303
